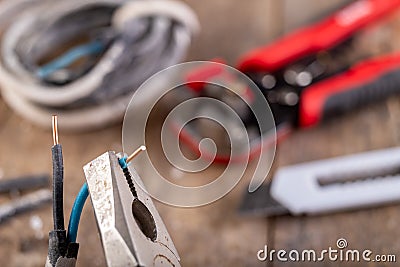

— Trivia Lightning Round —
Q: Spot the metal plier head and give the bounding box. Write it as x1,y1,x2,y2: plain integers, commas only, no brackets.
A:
83,151,180,267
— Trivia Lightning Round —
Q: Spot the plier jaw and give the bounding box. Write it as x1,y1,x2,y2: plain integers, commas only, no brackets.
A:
83,151,180,267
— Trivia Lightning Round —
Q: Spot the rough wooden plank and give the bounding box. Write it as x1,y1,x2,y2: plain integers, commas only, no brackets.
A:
283,0,353,32
1,1,399,266
183,0,284,63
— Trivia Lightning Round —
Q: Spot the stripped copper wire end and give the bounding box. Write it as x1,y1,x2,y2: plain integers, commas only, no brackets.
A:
52,115,59,146
126,145,146,163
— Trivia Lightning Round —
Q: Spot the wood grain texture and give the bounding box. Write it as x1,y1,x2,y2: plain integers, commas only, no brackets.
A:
183,0,284,64
0,1,399,266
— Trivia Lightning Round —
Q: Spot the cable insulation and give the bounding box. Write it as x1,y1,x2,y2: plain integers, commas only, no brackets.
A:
51,144,64,231
67,182,89,243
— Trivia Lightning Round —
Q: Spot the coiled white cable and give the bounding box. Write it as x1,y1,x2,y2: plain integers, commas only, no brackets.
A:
0,0,198,130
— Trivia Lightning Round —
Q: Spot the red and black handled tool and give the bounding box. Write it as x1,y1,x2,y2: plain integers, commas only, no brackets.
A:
298,54,400,127
238,0,400,73
239,0,400,128
179,0,400,162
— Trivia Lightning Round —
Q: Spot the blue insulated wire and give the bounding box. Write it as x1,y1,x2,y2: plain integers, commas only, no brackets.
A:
37,41,105,79
118,156,128,169
67,182,89,243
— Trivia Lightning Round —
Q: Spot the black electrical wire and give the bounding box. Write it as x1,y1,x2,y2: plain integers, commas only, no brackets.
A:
47,115,72,267
51,143,64,231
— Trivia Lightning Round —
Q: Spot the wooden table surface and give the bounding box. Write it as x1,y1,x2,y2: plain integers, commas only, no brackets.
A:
1,1,400,267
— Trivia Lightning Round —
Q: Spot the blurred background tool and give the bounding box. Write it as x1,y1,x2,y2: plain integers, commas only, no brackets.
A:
0,175,51,225
0,0,198,131
179,0,400,162
83,151,180,267
240,147,400,216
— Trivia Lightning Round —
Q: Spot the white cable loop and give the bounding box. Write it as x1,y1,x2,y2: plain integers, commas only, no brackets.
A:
0,0,198,130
